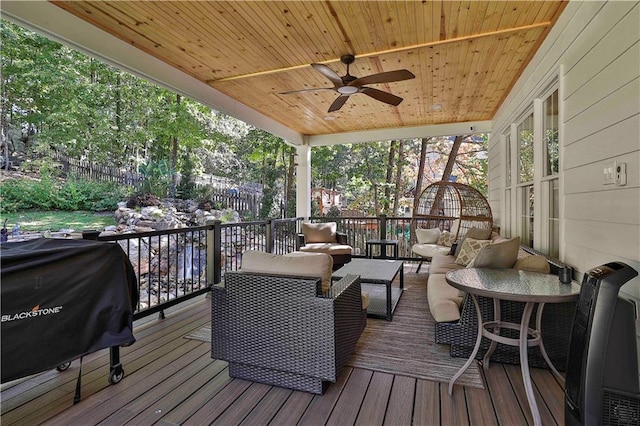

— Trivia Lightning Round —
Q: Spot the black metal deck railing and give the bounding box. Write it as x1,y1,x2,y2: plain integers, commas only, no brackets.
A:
88,215,428,320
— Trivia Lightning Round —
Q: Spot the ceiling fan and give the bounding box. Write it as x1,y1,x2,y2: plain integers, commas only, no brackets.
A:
280,54,415,113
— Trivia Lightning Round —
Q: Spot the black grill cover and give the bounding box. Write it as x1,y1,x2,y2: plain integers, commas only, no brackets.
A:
1,238,138,383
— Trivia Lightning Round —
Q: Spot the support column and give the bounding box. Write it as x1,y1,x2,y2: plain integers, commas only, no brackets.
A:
295,143,311,220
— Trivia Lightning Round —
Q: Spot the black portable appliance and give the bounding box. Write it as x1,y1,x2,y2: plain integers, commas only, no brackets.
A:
565,261,639,425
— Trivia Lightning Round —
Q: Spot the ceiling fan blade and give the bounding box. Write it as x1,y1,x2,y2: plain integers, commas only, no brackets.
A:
361,87,403,106
351,69,415,87
279,87,334,95
311,63,343,87
328,95,350,112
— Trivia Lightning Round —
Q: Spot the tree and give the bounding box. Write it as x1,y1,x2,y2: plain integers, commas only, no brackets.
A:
392,140,404,216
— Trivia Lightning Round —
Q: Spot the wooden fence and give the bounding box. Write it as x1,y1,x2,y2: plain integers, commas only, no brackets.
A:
52,152,144,188
51,152,262,217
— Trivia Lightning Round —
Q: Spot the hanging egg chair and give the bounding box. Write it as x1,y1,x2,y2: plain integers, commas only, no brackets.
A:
414,181,493,240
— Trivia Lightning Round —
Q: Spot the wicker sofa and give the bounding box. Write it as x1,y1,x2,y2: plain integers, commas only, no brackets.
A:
427,236,576,371
211,251,366,394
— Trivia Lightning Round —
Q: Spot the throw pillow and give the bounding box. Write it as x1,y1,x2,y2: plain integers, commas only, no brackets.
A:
302,222,337,243
416,227,441,244
455,238,491,266
472,237,521,269
454,227,493,257
436,230,456,247
513,255,551,274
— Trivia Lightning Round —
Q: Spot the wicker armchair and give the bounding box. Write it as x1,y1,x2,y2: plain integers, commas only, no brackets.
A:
297,222,352,268
435,246,576,371
211,271,366,394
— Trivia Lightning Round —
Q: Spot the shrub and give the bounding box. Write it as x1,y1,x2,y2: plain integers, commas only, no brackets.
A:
0,177,133,213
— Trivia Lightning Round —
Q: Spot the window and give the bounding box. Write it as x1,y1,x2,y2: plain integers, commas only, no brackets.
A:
504,80,560,255
542,89,559,256
543,90,559,176
505,134,512,187
518,112,534,183
547,179,559,258
504,188,512,238
519,185,534,247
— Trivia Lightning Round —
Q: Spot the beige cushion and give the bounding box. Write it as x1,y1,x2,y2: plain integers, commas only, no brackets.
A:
454,227,493,256
429,254,464,274
412,243,451,259
302,222,337,243
299,243,352,255
455,238,491,266
416,228,441,244
427,274,464,322
514,255,551,274
361,291,370,310
240,250,333,293
436,230,457,247
451,219,461,235
472,237,521,269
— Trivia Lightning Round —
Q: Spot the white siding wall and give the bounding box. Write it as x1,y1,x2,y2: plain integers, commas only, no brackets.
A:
489,1,640,300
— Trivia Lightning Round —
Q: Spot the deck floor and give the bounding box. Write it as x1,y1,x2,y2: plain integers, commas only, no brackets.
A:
1,267,566,425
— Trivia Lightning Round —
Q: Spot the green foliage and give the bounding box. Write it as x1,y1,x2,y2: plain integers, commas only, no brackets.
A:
138,160,174,198
0,177,132,214
1,210,115,233
1,20,492,219
326,206,341,217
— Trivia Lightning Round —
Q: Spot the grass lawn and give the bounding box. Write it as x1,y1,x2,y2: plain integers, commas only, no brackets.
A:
2,210,116,232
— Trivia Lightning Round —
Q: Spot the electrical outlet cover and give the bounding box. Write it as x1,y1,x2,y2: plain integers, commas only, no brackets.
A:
615,162,627,186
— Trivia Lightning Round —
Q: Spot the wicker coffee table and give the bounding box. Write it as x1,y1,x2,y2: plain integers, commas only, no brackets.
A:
332,258,404,321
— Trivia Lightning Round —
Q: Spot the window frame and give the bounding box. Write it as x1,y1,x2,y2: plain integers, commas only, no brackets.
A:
501,73,561,256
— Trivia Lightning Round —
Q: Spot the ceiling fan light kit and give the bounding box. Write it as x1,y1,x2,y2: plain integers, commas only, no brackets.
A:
281,54,415,113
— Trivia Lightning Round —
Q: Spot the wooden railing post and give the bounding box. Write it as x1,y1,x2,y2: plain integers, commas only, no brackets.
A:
207,220,222,285
379,214,387,240
266,219,274,253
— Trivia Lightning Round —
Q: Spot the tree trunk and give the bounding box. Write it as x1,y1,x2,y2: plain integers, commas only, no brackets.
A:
285,146,295,218
392,140,404,216
441,134,465,183
170,94,181,197
428,135,467,226
384,140,397,214
1,56,9,171
411,137,430,238
115,73,122,147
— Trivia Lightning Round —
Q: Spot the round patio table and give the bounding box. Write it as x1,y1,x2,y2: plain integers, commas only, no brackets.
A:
445,268,580,426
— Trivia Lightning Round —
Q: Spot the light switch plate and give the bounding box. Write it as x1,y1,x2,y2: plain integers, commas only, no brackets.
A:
603,161,616,185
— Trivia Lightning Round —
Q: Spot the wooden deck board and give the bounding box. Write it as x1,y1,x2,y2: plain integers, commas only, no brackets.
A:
440,382,470,425
238,386,293,426
268,390,314,426
326,368,372,426
128,359,228,426
354,371,394,426
1,270,567,426
385,375,415,426
413,379,440,425
484,364,529,425
465,384,499,425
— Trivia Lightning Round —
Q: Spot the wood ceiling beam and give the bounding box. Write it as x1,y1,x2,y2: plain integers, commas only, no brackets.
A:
211,21,553,83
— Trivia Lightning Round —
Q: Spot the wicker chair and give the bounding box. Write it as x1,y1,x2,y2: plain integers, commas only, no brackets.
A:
435,246,576,371
296,222,352,269
211,271,366,394
412,182,493,272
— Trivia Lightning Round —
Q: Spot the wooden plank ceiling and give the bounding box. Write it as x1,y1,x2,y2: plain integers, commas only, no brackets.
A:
51,1,567,137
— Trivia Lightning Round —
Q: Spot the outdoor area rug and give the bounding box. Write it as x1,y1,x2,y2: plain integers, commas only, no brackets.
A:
185,269,483,389
346,270,484,389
